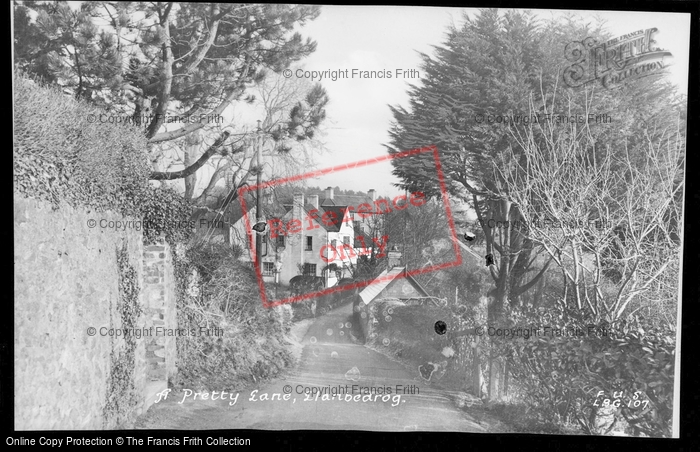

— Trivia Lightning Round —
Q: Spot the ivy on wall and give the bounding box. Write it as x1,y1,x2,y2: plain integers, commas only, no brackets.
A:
102,242,142,428
140,186,194,246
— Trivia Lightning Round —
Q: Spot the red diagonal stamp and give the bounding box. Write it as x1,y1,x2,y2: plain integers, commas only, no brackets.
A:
238,145,461,308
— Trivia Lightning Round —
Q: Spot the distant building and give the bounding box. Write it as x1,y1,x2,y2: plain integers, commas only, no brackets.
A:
230,188,388,288
357,266,430,307
353,264,432,341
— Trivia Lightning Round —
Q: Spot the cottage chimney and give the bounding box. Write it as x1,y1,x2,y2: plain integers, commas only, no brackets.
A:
293,193,305,221
325,186,334,201
308,194,319,210
387,245,402,269
368,189,377,202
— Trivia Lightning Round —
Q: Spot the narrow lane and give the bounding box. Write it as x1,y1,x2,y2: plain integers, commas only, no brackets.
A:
136,302,485,432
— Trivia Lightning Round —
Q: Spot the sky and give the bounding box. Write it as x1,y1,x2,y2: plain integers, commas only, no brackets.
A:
52,3,692,200
291,6,691,198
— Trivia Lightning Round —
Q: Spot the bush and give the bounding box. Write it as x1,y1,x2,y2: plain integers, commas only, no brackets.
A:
14,71,150,216
291,299,318,322
172,244,294,390
504,302,676,437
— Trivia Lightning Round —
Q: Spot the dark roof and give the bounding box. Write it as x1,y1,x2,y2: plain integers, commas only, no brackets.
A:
261,199,289,219
281,195,391,215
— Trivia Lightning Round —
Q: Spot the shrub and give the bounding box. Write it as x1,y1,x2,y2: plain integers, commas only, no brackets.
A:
172,244,293,390
504,302,676,437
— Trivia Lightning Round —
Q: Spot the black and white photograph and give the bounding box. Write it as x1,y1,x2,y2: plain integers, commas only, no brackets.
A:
11,1,694,446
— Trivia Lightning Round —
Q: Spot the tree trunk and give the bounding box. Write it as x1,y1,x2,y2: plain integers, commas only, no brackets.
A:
478,196,538,402
184,129,201,200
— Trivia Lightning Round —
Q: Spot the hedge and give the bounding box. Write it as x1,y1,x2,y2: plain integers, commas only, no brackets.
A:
14,71,150,217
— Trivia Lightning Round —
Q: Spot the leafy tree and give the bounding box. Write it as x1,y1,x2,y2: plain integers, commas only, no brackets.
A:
385,8,683,323
14,1,123,101
387,9,558,325
14,1,324,181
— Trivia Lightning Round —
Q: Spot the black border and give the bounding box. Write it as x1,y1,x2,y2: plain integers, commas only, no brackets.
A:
7,1,700,450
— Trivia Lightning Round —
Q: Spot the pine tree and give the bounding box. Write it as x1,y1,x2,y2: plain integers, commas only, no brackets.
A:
14,1,325,180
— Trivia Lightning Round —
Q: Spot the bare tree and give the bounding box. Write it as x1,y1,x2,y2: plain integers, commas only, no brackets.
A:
499,96,684,323
158,71,329,219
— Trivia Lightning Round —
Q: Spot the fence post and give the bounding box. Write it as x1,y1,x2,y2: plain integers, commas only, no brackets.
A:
488,353,504,401
503,359,510,399
472,335,482,398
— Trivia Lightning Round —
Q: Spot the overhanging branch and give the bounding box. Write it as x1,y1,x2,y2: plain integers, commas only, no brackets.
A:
149,131,230,180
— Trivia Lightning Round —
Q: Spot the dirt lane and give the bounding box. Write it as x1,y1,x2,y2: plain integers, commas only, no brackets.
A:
135,302,486,432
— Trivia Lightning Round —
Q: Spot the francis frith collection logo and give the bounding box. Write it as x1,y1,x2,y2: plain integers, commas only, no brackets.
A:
563,28,672,89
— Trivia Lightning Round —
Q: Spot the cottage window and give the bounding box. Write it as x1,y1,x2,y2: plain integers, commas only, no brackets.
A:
263,262,275,276
303,263,317,276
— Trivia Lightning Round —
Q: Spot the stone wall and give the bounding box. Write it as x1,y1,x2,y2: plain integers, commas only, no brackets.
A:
141,243,177,410
14,196,176,429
